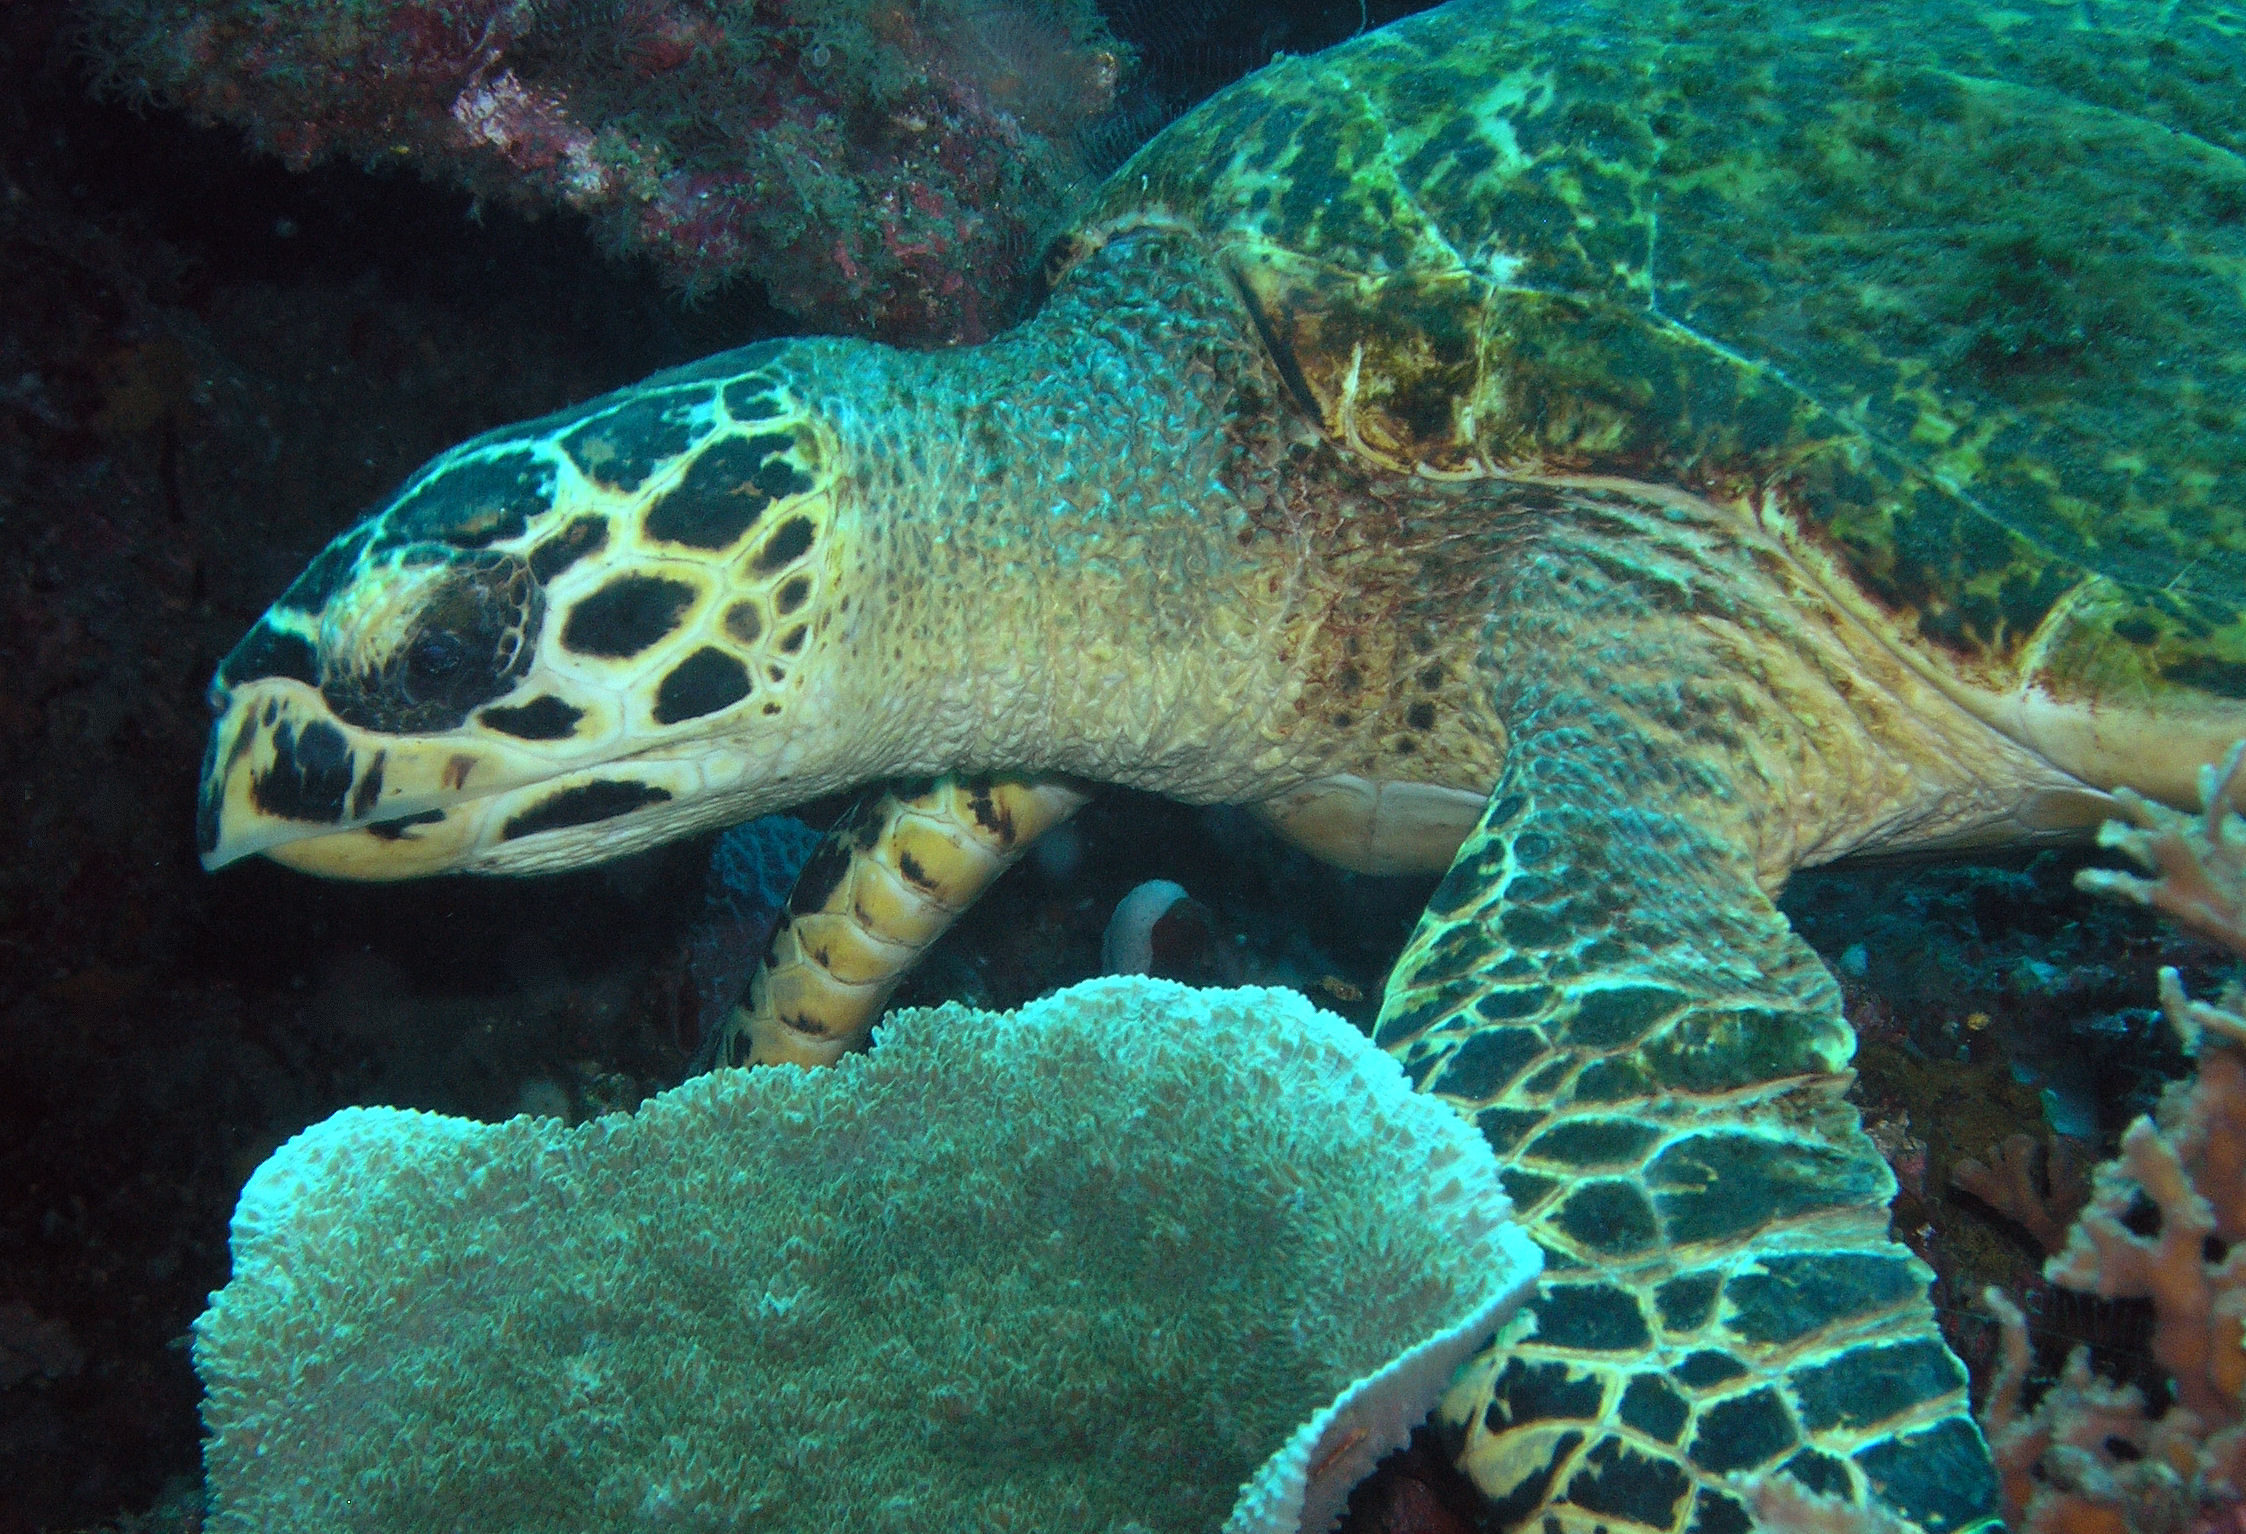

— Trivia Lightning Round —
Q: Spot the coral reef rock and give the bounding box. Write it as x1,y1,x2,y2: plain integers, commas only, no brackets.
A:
77,0,1130,340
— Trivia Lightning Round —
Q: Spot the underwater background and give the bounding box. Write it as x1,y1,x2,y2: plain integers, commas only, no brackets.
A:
0,0,2233,1529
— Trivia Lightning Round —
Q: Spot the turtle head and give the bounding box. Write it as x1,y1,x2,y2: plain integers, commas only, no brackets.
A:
197,343,854,879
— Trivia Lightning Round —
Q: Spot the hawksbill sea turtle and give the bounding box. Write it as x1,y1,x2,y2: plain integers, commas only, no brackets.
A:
195,0,2246,1529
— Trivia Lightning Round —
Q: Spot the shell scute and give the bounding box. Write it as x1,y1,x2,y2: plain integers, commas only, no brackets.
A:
1229,250,1491,473
1071,0,2246,743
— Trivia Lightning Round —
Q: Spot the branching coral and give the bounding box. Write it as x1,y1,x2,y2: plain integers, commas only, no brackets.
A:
1975,746,2246,1534
1980,997,2246,1534
2076,741,2246,956
1950,1131,2092,1255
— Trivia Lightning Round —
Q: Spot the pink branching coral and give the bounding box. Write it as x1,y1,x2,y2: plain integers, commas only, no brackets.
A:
1951,1131,2093,1255
76,0,1130,343
2076,741,2246,956
1981,1004,2246,1534
1978,746,2246,1534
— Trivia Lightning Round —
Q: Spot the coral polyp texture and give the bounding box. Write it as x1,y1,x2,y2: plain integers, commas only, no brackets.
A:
77,0,1128,341
1979,748,2246,1534
193,978,1541,1533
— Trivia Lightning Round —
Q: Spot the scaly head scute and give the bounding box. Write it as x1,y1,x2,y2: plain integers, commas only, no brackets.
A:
198,340,853,878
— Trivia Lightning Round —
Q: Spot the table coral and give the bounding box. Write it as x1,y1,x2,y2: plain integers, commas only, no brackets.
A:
75,0,1128,342
194,977,1541,1532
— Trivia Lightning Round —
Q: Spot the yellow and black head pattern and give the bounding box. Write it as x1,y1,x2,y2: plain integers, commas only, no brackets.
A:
198,342,845,878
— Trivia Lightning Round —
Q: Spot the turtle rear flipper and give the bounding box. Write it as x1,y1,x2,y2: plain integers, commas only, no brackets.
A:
722,773,1093,1067
1379,534,2002,1534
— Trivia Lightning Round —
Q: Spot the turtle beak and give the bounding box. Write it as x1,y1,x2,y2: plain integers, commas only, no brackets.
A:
196,678,519,879
197,676,724,878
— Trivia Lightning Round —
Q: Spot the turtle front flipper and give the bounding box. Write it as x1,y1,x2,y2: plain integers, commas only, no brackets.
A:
717,773,1092,1068
1381,682,2001,1531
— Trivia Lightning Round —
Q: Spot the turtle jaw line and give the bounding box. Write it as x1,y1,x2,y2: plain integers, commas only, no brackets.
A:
196,675,647,876
200,676,812,879
250,750,795,880
229,761,665,880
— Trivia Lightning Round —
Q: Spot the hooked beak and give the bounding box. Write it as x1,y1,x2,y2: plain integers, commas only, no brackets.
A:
198,677,729,879
199,678,530,878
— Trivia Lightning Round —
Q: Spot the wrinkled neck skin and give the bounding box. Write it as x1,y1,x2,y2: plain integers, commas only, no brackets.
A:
799,235,1331,805
773,234,2095,883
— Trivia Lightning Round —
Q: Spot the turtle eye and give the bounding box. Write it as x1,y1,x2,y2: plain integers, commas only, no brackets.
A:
320,550,543,734
406,630,466,693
